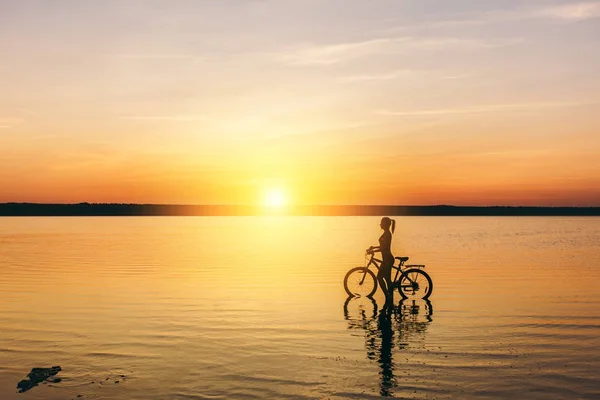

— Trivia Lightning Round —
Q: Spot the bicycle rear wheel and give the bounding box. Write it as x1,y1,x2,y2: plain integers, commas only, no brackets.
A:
344,267,377,297
397,268,433,300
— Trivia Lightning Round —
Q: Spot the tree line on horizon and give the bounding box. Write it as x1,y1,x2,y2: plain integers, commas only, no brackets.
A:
0,203,598,216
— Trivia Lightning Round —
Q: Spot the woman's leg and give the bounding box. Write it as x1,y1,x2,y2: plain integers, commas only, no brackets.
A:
384,280,393,306
377,272,388,297
382,264,393,303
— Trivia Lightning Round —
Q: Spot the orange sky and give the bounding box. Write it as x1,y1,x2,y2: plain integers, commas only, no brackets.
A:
1,1,599,206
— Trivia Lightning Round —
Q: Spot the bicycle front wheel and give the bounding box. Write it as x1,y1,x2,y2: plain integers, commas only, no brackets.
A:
344,267,377,297
398,268,433,300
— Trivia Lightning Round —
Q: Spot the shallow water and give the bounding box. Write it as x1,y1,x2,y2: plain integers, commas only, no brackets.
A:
1,216,599,399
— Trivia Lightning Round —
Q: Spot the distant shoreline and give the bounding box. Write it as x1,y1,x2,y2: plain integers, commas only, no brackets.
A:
1,203,599,216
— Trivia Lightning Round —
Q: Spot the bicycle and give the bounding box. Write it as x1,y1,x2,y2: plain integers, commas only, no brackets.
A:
343,250,433,300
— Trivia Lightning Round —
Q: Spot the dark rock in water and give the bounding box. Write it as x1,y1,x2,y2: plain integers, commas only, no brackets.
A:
16,366,62,393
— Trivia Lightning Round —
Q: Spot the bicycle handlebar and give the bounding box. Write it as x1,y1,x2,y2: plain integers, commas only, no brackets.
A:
365,247,375,255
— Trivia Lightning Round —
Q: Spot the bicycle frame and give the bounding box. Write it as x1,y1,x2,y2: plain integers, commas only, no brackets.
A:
363,254,425,289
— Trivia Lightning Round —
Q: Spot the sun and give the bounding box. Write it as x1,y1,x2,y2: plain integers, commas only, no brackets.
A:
263,188,287,209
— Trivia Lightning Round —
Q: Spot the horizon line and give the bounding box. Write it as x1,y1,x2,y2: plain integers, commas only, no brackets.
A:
1,203,599,217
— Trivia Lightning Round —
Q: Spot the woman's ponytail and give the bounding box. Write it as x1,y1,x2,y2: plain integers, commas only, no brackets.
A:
391,219,396,234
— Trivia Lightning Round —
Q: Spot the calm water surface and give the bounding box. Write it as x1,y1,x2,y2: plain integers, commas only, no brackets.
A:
1,217,599,399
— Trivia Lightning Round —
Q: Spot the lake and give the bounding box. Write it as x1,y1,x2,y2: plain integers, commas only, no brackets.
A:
1,216,599,399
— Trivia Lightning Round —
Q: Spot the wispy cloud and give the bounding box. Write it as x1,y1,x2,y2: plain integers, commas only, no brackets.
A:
116,54,206,60
339,69,420,82
439,72,475,80
263,120,378,140
276,37,399,66
406,36,522,50
537,2,600,21
340,69,475,83
277,36,520,66
384,2,600,31
121,115,208,122
0,118,23,129
376,101,591,117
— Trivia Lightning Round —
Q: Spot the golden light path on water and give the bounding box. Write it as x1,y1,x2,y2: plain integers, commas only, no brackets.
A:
0,217,599,399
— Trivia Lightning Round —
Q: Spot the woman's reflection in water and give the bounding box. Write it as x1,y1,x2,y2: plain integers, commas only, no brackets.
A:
378,305,394,396
343,296,434,397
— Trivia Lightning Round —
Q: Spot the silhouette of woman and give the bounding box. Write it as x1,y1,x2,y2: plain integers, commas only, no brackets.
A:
367,217,396,302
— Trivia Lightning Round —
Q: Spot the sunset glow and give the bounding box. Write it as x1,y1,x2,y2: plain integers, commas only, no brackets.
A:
1,3,600,398
1,1,599,206
264,188,288,209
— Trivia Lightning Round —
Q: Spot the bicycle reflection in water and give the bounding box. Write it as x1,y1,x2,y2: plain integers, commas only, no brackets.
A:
343,296,434,397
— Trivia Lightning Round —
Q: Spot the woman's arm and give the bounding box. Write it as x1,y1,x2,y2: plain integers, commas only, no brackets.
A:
367,246,381,254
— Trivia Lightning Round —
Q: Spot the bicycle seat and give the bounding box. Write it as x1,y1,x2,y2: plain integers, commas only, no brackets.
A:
395,256,409,262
